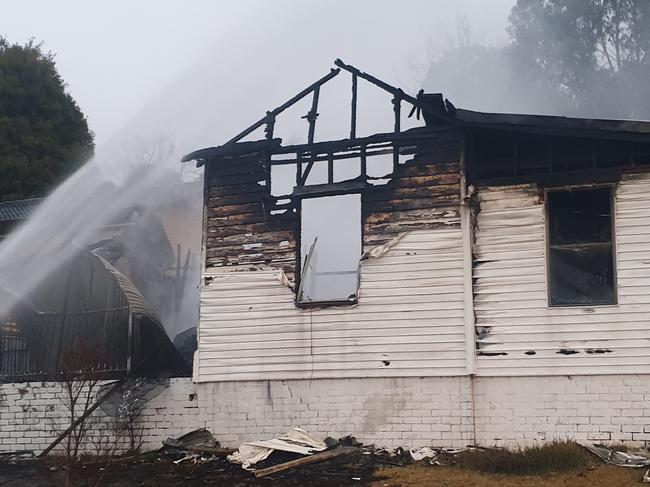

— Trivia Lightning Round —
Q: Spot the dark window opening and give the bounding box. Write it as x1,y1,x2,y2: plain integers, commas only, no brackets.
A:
298,194,361,304
547,187,616,306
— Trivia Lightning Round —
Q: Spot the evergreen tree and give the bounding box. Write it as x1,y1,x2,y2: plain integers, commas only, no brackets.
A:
0,38,94,201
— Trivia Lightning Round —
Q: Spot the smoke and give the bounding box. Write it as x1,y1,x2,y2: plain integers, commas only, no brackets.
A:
0,138,202,339
0,1,516,341
420,4,650,120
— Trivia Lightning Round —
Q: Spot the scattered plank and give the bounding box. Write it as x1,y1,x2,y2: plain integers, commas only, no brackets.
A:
253,446,361,478
172,445,236,456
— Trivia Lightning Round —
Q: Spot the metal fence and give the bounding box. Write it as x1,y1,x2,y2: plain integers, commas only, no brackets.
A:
0,328,43,381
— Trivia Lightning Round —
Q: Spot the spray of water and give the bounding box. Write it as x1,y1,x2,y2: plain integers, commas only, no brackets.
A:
0,139,202,338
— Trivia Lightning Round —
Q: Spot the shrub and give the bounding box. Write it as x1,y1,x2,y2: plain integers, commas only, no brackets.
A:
456,441,592,474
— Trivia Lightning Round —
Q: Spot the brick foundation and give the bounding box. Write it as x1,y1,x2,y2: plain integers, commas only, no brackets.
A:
2,375,650,453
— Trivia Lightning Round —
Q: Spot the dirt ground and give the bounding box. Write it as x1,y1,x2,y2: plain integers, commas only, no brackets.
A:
0,457,647,487
372,463,643,487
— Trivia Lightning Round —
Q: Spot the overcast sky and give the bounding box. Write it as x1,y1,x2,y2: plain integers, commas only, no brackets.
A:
2,1,518,327
3,1,515,147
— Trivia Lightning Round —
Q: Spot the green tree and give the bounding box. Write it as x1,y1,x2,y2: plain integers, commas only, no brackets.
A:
0,38,94,201
508,0,650,118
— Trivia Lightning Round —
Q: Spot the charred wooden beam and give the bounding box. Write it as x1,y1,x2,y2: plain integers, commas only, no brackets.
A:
252,446,362,477
393,97,401,133
182,138,281,165
350,73,357,139
271,127,447,157
272,147,394,167
300,159,315,186
264,151,272,190
293,179,366,198
327,152,334,184
296,151,303,186
264,112,275,140
334,59,451,124
305,86,320,145
223,68,340,146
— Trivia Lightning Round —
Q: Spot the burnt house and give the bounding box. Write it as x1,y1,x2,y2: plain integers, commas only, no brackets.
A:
183,60,650,446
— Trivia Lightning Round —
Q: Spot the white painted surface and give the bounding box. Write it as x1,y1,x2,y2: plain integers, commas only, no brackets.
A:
474,175,650,375
4,375,650,452
474,375,650,446
196,229,466,382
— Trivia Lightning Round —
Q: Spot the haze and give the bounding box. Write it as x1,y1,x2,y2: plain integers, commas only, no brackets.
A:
3,1,515,147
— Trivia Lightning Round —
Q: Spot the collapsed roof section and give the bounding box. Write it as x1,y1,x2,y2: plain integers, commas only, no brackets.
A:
183,59,650,190
0,249,189,382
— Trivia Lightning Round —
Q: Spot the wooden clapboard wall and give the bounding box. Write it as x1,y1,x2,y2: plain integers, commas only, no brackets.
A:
195,128,465,382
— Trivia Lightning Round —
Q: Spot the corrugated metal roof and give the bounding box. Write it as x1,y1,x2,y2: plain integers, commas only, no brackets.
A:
0,198,44,222
1,249,189,380
93,253,160,323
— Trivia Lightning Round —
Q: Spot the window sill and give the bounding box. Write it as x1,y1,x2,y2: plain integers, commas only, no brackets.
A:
296,298,358,308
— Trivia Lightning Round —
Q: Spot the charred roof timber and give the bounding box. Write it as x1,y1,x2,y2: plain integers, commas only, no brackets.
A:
183,59,650,192
181,59,457,169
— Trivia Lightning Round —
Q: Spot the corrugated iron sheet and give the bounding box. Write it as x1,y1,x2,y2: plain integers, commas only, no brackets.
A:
0,198,43,222
195,229,466,382
474,175,650,376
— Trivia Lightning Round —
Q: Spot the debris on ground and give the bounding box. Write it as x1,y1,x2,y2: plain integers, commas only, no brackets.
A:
6,437,650,486
409,446,438,462
161,428,235,459
583,444,650,468
228,428,328,470
0,450,35,464
163,428,219,450
253,446,362,478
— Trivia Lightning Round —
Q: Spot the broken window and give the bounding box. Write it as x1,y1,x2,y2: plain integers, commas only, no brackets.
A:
547,187,616,306
298,194,361,304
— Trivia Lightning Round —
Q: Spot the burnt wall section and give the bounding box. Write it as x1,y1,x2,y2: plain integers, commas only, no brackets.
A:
204,153,297,276
362,128,462,249
473,174,650,376
203,128,463,278
467,128,650,186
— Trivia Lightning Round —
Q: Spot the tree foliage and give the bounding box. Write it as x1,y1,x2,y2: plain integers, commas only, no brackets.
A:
421,1,650,120
508,0,650,118
0,38,94,201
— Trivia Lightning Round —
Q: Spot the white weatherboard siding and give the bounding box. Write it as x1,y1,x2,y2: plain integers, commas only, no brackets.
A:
196,229,466,382
474,174,650,376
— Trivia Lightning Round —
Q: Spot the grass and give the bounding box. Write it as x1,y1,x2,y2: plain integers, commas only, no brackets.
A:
455,441,593,475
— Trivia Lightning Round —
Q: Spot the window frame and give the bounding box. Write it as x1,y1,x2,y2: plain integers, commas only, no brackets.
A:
295,191,363,308
544,184,618,308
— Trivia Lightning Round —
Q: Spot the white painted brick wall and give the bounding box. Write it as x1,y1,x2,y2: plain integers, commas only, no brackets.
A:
3,375,650,453
473,375,650,447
